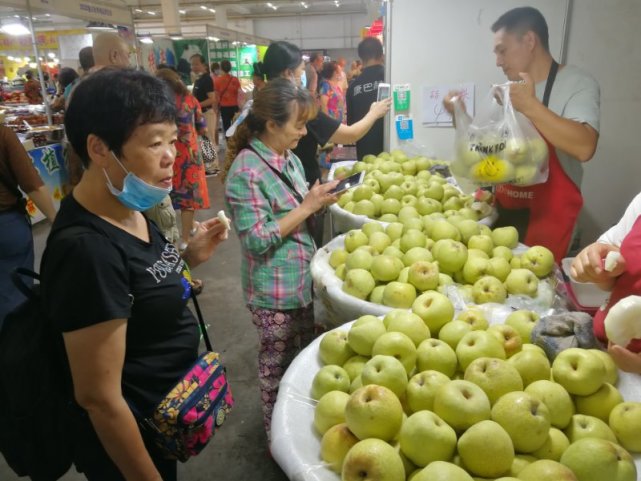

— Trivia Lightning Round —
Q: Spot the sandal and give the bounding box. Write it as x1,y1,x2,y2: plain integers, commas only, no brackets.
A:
191,279,204,296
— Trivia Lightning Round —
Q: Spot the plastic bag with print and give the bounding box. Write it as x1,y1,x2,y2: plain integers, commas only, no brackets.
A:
450,83,549,188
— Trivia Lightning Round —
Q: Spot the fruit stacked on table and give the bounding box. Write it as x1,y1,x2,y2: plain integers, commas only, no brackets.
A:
332,217,554,307
332,150,493,223
311,308,639,481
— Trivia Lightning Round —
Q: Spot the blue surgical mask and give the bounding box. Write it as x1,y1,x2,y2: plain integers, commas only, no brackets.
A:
104,151,171,211
299,70,307,89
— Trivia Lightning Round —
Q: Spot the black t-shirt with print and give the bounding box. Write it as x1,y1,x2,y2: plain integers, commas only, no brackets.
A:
293,111,341,185
346,64,385,160
192,73,214,112
41,195,200,414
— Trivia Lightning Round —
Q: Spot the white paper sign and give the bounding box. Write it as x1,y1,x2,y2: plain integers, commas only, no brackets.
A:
421,82,475,127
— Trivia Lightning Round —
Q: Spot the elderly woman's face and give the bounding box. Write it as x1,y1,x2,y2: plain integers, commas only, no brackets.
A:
107,121,178,191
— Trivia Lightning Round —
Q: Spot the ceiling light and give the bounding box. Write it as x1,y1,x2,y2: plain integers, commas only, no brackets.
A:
200,5,207,9
208,8,216,13
23,56,30,62
29,62,37,69
7,56,13,61
169,33,183,40
45,14,50,17
179,9,186,14
208,36,220,42
13,15,19,18
47,52,55,58
147,11,156,15
139,37,153,44
134,8,142,13
1,19,30,36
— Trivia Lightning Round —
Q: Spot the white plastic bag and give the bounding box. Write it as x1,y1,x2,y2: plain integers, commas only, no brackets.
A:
451,83,549,188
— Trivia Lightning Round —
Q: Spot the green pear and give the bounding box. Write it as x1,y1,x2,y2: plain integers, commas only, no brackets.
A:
458,420,514,478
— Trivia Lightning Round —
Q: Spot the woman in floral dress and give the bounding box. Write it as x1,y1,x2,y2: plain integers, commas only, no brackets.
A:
156,68,210,250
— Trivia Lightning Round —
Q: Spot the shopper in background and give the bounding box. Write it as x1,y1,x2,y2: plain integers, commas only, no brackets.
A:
215,59,241,139
305,52,323,98
444,6,600,261
319,61,346,123
347,37,385,160
155,68,210,251
52,67,79,111
257,40,390,246
570,192,641,372
210,61,221,77
249,62,266,101
208,61,222,146
347,59,362,83
336,56,348,91
62,47,95,189
63,46,94,102
222,79,339,441
191,54,219,168
92,32,131,69
42,68,227,481
23,71,43,104
0,125,56,328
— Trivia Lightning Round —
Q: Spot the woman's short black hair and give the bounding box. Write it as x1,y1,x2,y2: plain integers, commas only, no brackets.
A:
262,41,302,80
65,68,176,168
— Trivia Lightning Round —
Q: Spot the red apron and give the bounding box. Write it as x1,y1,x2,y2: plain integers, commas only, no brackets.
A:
592,215,641,352
495,139,583,263
494,61,582,263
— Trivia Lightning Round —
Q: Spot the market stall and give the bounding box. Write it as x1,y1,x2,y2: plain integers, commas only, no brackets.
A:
0,0,135,221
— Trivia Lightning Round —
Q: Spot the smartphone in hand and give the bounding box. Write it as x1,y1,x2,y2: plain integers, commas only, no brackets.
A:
377,83,391,101
330,171,365,195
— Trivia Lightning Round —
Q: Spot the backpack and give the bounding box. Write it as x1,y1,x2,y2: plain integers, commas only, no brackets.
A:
0,228,86,480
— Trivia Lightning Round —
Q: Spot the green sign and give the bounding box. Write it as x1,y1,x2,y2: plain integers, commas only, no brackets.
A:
238,46,257,79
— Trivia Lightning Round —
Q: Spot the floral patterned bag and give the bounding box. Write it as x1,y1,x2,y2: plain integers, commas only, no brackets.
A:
138,292,233,461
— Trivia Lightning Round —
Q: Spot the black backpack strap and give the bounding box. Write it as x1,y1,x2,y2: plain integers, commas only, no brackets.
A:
10,268,40,300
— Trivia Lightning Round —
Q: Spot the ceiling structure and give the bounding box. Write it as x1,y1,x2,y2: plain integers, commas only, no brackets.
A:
127,0,369,22
0,0,379,40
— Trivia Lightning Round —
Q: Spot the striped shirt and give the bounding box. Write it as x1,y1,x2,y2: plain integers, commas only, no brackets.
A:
224,138,315,310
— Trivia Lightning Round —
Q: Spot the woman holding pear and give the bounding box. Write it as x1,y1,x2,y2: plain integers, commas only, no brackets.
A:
571,192,641,373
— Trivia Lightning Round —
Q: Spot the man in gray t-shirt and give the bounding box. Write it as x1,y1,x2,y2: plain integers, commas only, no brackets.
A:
445,6,600,260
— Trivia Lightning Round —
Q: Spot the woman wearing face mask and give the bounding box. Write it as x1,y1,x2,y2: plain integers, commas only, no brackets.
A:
40,68,228,481
222,79,339,441
254,41,391,246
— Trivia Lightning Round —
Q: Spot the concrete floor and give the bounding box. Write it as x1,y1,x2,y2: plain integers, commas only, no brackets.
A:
0,174,292,481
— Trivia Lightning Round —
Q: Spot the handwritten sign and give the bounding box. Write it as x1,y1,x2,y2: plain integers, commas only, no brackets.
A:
421,82,475,127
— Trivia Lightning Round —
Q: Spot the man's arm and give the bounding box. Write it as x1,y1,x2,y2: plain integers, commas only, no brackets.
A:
330,99,391,144
199,91,217,109
509,73,599,162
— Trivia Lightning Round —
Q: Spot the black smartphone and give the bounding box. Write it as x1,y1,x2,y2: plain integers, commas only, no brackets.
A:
330,171,365,195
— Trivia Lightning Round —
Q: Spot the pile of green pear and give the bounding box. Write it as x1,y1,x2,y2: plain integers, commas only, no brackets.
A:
332,150,492,223
311,308,640,481
331,217,555,307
